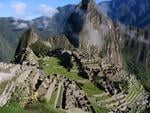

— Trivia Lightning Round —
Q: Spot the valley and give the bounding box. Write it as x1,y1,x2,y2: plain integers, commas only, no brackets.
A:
0,48,148,113
0,0,149,113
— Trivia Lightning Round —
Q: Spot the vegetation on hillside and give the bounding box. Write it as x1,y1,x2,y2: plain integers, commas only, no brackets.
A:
39,56,110,113
0,36,14,62
39,57,84,80
123,49,150,91
0,102,66,113
31,40,51,57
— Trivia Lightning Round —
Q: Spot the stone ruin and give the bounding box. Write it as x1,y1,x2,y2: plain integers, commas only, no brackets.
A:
0,61,93,113
0,48,149,112
36,75,93,113
69,49,150,112
71,50,124,95
14,47,38,66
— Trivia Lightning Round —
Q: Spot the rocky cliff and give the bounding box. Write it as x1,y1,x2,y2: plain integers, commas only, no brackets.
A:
14,28,55,65
0,36,13,62
0,0,150,112
14,29,38,64
123,27,150,90
65,0,150,90
0,0,149,62
0,5,75,62
99,0,150,29
65,0,123,67
12,0,149,92
47,34,74,50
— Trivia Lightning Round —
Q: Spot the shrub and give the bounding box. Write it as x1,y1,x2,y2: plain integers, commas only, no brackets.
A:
31,40,50,57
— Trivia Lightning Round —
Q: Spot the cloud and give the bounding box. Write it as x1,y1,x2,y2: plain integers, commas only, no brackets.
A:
13,22,29,30
98,2,110,15
11,1,27,17
84,22,104,49
39,4,59,18
17,23,28,29
43,20,49,28
126,29,150,44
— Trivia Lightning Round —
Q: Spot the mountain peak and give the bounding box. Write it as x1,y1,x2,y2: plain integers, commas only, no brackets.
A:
81,0,95,10
99,0,150,29
14,28,38,64
22,28,38,46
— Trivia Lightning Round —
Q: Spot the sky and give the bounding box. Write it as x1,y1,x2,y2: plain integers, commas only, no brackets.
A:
0,0,108,20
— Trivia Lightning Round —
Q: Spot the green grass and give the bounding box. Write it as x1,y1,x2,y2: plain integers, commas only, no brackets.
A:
40,56,104,97
79,81,104,96
127,78,144,104
0,102,66,113
95,95,111,101
123,48,150,91
55,86,64,108
0,102,25,113
39,56,109,112
0,81,8,95
25,102,66,113
31,40,51,57
40,57,85,80
101,99,117,106
90,101,109,113
48,89,58,106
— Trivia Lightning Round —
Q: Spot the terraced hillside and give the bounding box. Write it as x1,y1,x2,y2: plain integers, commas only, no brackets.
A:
39,57,84,80
40,56,108,113
39,51,147,113
0,0,149,112
0,47,148,113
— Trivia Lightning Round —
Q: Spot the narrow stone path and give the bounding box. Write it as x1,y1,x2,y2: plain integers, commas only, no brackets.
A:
16,69,32,83
67,108,91,113
93,92,109,97
45,79,56,101
54,82,63,108
0,82,16,107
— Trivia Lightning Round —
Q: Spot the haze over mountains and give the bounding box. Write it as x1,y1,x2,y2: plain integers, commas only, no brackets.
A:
99,0,150,29
0,0,149,113
0,4,75,61
0,0,149,62
8,0,149,90
0,0,149,89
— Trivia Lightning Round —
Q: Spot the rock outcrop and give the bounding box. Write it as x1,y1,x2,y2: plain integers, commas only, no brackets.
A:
15,28,38,56
47,34,74,50
123,27,150,90
99,0,150,29
0,0,149,113
0,62,94,113
14,28,52,66
0,47,149,113
65,0,150,90
65,0,123,67
14,28,38,64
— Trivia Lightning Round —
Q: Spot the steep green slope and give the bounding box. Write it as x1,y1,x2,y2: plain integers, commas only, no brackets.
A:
0,17,25,62
99,0,150,29
47,34,74,50
123,28,150,90
0,36,14,62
